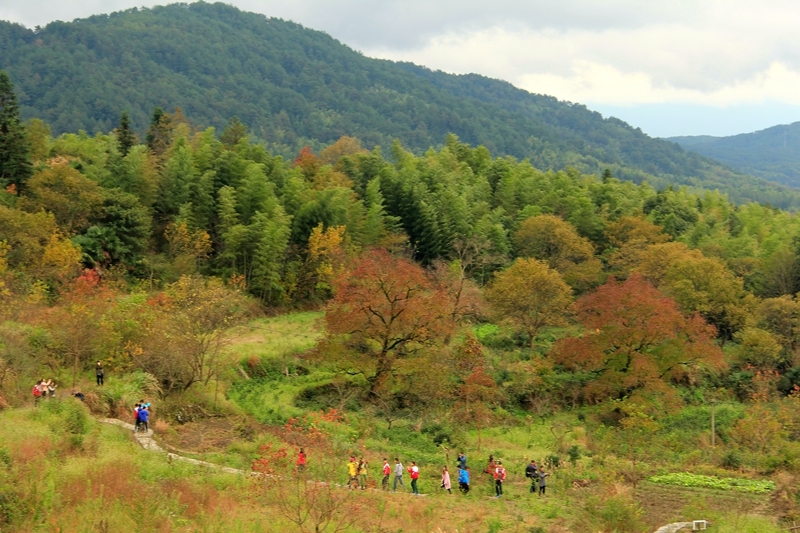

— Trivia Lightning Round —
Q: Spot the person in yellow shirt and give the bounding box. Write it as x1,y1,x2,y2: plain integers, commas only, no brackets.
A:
347,456,359,489
358,457,368,490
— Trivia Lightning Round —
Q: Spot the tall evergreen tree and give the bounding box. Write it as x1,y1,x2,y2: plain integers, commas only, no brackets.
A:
116,111,136,157
220,117,247,148
146,107,173,157
0,71,32,193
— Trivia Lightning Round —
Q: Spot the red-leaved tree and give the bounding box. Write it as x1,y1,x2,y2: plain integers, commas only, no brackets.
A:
322,249,452,396
554,273,725,403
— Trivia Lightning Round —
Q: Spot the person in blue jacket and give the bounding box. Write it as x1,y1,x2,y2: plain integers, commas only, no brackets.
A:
457,466,470,494
138,405,149,433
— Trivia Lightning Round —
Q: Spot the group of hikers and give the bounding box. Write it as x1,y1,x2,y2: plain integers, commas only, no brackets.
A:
297,450,550,497
133,401,151,432
31,361,105,405
31,378,57,403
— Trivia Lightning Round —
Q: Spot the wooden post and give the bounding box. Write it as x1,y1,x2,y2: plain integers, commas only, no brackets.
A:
710,400,715,448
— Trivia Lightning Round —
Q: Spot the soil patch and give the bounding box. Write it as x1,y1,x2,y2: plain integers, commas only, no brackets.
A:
160,418,238,453
635,482,771,526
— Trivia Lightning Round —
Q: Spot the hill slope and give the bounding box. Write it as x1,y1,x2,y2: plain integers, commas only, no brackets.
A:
670,122,800,188
1,1,799,207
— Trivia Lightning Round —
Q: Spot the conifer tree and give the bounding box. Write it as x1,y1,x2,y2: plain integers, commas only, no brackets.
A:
0,71,32,193
116,111,136,157
146,107,173,157
220,116,247,148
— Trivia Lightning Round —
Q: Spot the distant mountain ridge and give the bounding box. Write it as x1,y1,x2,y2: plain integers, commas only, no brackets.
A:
1,1,800,207
670,122,800,188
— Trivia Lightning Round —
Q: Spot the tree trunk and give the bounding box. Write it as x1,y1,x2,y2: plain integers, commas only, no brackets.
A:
369,353,395,396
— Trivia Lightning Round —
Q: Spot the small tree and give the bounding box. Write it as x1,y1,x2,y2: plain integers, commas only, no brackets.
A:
454,365,502,451
554,274,725,403
485,258,573,349
616,404,660,489
322,249,452,396
252,420,364,533
140,276,252,392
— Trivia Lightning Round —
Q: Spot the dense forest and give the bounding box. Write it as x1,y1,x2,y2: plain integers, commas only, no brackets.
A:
1,1,799,208
672,121,800,189
3,63,800,388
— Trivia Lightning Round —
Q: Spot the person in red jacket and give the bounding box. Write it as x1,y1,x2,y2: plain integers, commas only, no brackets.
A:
296,448,307,473
494,460,507,497
32,380,42,405
382,458,391,490
408,461,420,495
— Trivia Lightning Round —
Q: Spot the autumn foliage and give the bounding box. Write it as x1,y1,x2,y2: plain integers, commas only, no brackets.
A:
554,273,725,403
323,249,452,395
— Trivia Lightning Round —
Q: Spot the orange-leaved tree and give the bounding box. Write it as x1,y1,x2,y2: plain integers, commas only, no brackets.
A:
323,249,452,396
554,273,725,403
452,336,502,451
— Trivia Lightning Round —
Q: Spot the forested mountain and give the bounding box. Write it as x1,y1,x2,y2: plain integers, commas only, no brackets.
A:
1,2,798,208
670,122,800,188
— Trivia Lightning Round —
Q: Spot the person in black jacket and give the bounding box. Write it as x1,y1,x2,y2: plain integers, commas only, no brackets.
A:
525,460,538,493
95,361,104,386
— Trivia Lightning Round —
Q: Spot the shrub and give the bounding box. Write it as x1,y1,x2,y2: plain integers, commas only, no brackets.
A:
545,454,560,469
721,450,743,470
93,371,161,417
596,496,646,533
567,445,581,466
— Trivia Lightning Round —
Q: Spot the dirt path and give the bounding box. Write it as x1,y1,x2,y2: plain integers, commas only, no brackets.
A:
98,417,247,476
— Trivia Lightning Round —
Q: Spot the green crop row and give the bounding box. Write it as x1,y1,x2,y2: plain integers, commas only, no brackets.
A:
648,472,775,494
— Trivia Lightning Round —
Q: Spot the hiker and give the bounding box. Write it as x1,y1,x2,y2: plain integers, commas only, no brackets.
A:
458,466,470,494
32,380,42,405
382,458,391,490
38,379,49,400
96,361,104,386
358,457,368,489
538,469,548,496
457,452,467,470
73,390,85,401
408,461,420,495
347,456,359,489
138,405,149,433
441,465,452,494
494,460,506,497
296,448,307,473
134,403,141,432
486,454,496,474
47,379,56,398
393,458,405,492
525,460,539,493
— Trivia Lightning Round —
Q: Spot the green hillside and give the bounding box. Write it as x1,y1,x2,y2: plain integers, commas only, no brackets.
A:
670,122,800,188
1,1,799,207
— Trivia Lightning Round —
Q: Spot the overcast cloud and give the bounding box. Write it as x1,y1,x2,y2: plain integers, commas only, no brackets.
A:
2,0,800,136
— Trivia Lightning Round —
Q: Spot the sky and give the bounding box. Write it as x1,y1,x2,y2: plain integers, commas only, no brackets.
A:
2,0,800,138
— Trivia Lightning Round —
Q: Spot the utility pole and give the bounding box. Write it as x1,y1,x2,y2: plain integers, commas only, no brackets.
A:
710,400,715,448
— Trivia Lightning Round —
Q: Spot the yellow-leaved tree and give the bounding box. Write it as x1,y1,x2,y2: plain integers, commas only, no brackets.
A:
485,258,573,349
513,214,601,292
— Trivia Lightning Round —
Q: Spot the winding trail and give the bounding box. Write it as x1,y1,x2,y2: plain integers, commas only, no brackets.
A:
98,418,247,476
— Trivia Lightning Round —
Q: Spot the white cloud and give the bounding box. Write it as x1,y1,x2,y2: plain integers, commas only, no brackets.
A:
359,1,800,109
517,61,800,107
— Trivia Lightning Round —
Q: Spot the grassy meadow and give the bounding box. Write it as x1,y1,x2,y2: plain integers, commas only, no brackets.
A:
0,311,793,533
